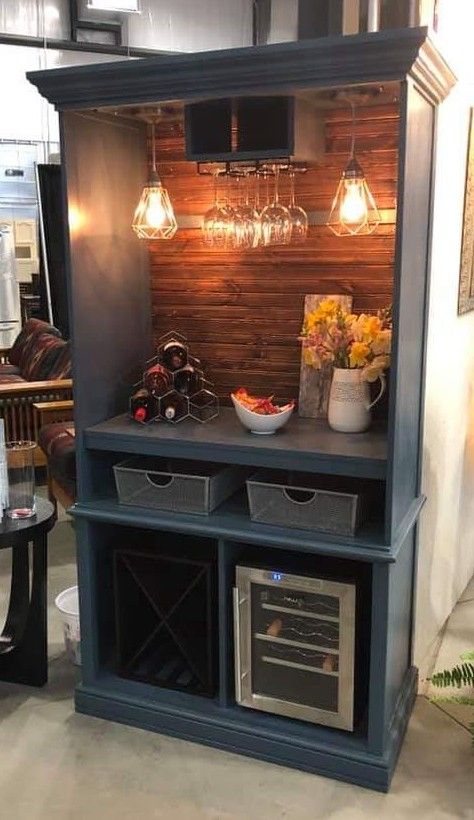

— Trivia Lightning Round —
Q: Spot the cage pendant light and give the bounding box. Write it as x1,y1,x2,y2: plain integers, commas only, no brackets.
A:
327,101,380,237
132,120,177,240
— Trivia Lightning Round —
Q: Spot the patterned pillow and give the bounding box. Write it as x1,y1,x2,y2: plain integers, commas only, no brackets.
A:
22,335,66,381
47,340,72,380
9,318,61,367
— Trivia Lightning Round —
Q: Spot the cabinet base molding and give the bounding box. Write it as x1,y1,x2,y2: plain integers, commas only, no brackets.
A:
75,666,417,793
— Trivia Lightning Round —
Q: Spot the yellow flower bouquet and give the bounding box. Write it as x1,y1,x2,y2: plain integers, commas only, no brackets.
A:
300,299,391,383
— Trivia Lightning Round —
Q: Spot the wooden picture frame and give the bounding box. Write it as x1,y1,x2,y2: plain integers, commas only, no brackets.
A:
458,108,474,315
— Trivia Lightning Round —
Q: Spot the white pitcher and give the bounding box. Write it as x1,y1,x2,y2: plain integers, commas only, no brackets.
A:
328,367,385,433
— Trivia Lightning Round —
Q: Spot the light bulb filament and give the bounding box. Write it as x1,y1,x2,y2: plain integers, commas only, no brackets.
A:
340,180,367,227
145,190,167,228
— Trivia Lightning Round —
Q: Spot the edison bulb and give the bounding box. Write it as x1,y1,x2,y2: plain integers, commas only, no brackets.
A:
327,154,380,237
132,183,177,239
340,180,367,226
145,190,167,228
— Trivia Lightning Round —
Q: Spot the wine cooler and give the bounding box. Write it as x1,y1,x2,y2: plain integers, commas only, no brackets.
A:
233,566,356,730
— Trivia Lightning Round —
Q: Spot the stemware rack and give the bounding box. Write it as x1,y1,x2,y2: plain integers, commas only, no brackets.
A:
196,160,308,176
200,160,309,248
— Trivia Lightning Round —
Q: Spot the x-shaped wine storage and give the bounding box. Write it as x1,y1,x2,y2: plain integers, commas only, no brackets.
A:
114,547,217,697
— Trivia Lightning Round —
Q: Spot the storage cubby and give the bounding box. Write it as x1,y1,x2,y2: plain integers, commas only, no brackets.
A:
114,538,217,697
218,541,371,735
236,96,292,155
185,94,323,162
184,99,232,160
81,521,218,698
81,416,389,553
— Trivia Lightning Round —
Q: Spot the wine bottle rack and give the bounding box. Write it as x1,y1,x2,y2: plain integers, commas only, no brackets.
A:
114,545,217,697
131,331,219,426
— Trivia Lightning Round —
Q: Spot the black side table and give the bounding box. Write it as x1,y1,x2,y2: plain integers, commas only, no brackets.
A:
0,498,56,687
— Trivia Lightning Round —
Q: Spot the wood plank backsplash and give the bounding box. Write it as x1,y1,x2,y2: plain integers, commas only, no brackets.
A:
149,104,399,401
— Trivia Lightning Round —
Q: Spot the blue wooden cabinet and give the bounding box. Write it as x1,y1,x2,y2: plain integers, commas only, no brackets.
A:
28,27,455,791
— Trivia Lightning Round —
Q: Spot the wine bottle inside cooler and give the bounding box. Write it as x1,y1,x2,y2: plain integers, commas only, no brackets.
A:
173,365,203,396
161,340,188,371
130,388,159,424
160,390,189,422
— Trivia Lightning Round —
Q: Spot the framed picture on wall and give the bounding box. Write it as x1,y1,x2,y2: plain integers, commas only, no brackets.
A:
458,108,474,315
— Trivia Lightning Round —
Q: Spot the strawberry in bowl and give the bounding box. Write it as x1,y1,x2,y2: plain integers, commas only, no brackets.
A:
231,388,295,434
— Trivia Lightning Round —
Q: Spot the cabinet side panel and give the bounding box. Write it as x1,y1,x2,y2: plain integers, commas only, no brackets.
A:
60,110,151,499
387,82,434,539
368,529,415,752
384,529,415,732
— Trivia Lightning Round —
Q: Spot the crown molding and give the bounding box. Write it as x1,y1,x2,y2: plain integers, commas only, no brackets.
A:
27,27,456,111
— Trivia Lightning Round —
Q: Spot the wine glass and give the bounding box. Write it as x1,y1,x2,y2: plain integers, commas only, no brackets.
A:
287,171,308,243
232,173,260,249
202,172,235,248
260,165,291,246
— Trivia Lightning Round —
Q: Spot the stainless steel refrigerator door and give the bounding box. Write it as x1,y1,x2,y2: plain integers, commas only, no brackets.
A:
234,566,356,731
0,226,21,329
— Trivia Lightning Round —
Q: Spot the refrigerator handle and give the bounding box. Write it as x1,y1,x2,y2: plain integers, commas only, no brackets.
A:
233,587,243,703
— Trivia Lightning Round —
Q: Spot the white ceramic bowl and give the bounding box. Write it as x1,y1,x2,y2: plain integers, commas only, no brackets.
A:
231,395,294,435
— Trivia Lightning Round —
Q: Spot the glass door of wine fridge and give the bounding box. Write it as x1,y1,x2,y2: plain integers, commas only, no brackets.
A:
233,566,356,730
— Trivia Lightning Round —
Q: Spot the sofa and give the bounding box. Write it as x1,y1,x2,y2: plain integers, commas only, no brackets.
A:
38,420,76,509
0,318,73,466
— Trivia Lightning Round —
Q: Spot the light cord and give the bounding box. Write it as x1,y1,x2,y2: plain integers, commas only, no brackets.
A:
350,100,356,158
151,120,157,174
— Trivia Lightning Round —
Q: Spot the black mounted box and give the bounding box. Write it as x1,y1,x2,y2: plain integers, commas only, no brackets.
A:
185,95,324,163
184,98,232,159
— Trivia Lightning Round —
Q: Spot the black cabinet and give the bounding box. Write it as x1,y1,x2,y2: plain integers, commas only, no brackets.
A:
185,95,323,163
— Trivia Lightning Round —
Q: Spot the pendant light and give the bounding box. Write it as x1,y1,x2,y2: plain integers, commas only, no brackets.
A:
327,100,380,237
132,119,177,240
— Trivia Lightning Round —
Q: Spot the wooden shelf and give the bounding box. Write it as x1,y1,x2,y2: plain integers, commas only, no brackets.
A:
85,409,388,480
72,491,396,561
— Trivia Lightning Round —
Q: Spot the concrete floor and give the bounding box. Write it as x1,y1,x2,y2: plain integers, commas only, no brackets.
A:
0,508,473,820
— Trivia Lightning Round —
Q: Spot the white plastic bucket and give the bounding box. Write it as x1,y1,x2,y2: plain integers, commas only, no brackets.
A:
55,585,81,665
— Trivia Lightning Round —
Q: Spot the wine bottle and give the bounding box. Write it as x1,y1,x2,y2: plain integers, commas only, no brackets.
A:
161,340,188,371
160,390,189,422
173,365,203,396
130,388,159,424
144,363,172,397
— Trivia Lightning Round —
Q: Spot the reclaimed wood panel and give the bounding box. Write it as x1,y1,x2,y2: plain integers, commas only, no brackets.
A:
149,104,398,402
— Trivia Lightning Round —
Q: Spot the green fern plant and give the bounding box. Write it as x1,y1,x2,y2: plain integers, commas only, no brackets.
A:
430,651,474,744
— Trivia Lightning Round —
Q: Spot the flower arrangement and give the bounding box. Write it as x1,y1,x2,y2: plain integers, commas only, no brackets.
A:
300,299,392,382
